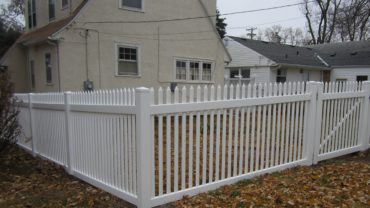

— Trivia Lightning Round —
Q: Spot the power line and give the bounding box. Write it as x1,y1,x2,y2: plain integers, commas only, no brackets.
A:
227,16,306,30
82,1,314,24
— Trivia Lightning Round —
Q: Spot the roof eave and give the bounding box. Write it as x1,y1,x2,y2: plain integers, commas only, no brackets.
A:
276,63,332,71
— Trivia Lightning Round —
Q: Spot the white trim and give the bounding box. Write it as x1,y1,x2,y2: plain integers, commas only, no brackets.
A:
115,42,141,77
51,0,92,38
173,57,215,84
118,0,145,13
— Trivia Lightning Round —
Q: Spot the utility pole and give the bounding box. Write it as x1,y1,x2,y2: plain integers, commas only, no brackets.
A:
246,27,257,40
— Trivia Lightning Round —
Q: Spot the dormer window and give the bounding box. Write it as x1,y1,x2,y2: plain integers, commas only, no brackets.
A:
121,0,143,10
49,0,55,20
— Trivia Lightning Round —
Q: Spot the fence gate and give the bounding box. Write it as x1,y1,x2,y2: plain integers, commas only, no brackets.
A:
314,82,370,163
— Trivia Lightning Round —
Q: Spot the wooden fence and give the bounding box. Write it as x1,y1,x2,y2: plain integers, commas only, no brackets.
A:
15,81,370,208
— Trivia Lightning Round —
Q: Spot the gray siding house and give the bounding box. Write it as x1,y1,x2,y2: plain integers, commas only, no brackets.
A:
224,36,370,85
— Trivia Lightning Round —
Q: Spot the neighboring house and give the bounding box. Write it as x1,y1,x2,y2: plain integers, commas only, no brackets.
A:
0,0,231,93
310,41,370,82
224,36,330,86
224,36,370,85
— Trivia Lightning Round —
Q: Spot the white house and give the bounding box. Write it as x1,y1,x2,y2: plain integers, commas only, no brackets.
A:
224,36,370,85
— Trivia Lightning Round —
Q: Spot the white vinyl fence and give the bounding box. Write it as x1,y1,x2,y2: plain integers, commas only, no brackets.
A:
15,81,370,208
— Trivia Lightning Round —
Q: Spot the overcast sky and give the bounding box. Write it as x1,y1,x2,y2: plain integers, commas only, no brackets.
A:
218,0,307,37
0,0,307,37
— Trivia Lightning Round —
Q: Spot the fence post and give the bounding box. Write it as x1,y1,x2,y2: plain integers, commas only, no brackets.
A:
135,87,153,208
28,93,37,156
312,82,324,164
302,82,319,165
64,92,74,175
360,81,370,151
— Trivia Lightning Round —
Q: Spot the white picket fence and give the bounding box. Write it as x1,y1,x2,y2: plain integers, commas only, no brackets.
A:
15,81,370,208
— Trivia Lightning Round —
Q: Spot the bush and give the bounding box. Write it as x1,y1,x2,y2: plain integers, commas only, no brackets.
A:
0,69,20,153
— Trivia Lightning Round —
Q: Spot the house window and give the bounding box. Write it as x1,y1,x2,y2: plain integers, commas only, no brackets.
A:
62,0,69,8
174,59,214,82
202,63,212,81
27,0,37,29
117,46,139,76
276,69,287,83
356,76,368,82
30,60,35,89
176,60,187,80
190,62,200,81
49,0,55,20
229,68,250,79
45,53,52,84
121,0,142,10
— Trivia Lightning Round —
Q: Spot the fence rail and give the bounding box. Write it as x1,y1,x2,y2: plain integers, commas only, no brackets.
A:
15,81,370,208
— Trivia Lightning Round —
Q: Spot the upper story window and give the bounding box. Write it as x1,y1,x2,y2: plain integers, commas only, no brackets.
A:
27,0,37,29
49,0,56,20
175,58,214,82
121,0,143,10
62,0,69,9
117,45,140,76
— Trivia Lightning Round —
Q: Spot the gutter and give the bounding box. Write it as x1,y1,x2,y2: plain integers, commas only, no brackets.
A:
198,0,232,63
272,63,332,71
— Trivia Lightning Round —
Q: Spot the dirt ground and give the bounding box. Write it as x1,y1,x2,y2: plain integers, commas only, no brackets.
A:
0,146,369,208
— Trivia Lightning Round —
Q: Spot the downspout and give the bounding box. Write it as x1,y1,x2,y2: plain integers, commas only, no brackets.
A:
47,38,62,92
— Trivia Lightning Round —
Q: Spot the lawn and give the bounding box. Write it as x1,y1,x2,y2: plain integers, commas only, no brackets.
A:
0,146,369,208
0,147,134,208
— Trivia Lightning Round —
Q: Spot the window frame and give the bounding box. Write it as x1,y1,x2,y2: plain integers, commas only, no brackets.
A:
27,0,37,29
229,68,251,79
174,57,215,83
62,0,69,9
30,60,36,89
119,0,145,12
115,43,141,77
48,0,56,21
276,69,287,83
356,75,368,82
45,53,53,84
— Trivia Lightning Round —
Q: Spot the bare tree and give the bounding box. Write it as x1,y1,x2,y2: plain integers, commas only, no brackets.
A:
257,25,306,45
336,0,370,41
0,0,25,30
302,0,342,44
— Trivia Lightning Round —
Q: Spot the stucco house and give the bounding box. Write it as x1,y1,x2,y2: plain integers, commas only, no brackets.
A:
0,0,231,93
224,36,370,85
